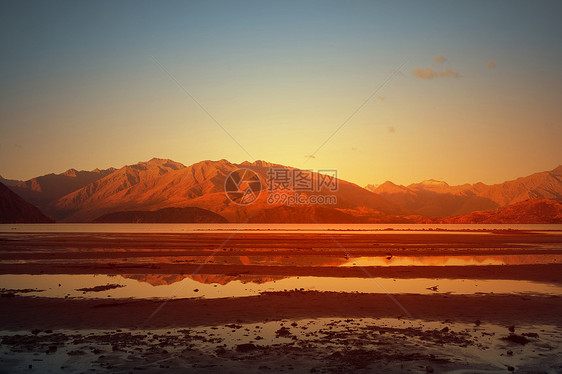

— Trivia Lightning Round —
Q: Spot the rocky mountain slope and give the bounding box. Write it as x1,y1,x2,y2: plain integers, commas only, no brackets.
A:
0,182,53,223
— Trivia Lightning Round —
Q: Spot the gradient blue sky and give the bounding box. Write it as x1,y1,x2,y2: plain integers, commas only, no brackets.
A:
1,0,561,186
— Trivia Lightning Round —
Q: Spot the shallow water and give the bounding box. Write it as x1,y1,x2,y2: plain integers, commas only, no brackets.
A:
341,254,562,267
1,223,561,233
2,274,561,299
6,253,561,268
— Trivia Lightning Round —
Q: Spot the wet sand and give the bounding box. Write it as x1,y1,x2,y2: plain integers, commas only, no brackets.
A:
1,263,562,285
2,318,561,374
2,231,562,252
2,292,562,330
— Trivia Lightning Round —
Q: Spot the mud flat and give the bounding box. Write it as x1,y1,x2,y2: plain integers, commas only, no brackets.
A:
1,317,561,374
0,229,561,373
1,292,562,330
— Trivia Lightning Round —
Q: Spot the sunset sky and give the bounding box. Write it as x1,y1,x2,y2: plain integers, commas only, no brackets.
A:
1,0,561,187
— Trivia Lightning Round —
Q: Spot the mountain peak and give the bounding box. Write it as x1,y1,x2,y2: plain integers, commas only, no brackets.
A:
145,157,170,164
136,158,185,170
374,181,415,195
380,180,399,187
240,160,277,168
63,168,78,177
551,165,562,175
364,184,379,192
189,159,235,170
419,179,449,187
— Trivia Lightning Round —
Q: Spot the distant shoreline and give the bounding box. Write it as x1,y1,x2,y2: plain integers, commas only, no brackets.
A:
1,222,561,234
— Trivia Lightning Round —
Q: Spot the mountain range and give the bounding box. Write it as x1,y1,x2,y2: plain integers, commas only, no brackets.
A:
429,198,562,224
9,167,116,208
30,158,407,223
1,159,561,223
366,165,562,218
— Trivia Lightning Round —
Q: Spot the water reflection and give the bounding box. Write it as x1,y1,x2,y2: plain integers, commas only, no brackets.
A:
122,274,288,286
342,254,562,267
1,274,561,299
7,254,561,267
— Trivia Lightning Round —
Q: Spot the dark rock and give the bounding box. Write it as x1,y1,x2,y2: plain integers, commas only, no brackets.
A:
275,327,292,338
502,334,530,345
215,347,226,355
76,284,124,293
67,350,86,356
46,345,57,354
236,343,258,353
